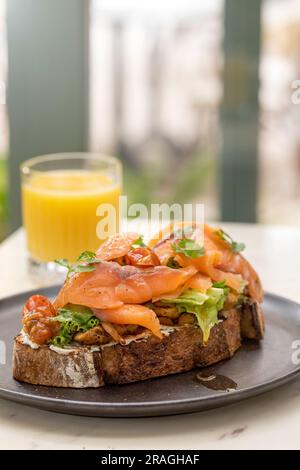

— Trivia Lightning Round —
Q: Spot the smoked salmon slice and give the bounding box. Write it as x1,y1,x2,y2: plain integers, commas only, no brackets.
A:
187,272,212,292
150,222,263,302
204,225,263,302
149,221,204,248
94,304,163,339
152,272,213,302
53,261,197,311
96,233,140,261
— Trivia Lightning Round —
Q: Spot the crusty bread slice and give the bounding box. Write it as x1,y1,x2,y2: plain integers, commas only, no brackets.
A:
13,309,243,388
13,299,264,388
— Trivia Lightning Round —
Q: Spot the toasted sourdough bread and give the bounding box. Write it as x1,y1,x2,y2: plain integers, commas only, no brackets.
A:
13,302,264,388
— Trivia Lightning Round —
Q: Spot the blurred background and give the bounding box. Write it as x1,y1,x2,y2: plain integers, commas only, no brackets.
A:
1,0,300,241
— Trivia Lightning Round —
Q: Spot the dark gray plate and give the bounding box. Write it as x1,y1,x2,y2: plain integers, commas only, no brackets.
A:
0,287,300,418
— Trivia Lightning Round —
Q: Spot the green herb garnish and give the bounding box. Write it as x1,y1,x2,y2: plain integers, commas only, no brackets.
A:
215,229,245,253
171,238,205,259
131,236,146,249
49,304,100,347
76,251,100,263
55,251,101,279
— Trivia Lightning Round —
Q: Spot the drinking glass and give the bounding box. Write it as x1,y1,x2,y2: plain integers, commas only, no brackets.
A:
21,153,122,282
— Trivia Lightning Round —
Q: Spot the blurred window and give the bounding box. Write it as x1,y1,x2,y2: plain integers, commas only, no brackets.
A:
0,0,7,240
90,0,224,219
259,0,300,225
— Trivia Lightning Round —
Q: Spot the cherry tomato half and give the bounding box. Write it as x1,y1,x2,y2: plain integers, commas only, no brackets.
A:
125,247,160,267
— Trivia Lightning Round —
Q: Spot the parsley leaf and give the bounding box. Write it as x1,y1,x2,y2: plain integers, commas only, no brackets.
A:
131,236,146,249
215,229,245,253
55,251,101,279
171,238,205,259
74,265,98,273
76,251,101,263
231,241,246,253
55,258,70,269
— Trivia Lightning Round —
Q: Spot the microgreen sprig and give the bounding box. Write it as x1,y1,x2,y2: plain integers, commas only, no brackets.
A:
215,229,245,253
171,238,205,259
131,236,146,249
55,251,101,279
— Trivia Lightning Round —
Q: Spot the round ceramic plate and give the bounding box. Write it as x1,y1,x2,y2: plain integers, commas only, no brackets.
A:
0,287,300,418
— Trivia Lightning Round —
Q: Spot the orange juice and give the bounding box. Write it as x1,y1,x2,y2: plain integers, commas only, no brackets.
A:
22,170,121,262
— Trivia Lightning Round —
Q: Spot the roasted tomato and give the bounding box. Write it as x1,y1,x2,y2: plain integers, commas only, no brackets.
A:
22,295,55,317
124,247,160,267
22,295,59,345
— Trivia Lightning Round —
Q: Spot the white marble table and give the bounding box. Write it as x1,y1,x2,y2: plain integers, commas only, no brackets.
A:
1,224,300,450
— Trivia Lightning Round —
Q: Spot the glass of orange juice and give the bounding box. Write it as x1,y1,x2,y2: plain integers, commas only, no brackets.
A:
21,153,122,282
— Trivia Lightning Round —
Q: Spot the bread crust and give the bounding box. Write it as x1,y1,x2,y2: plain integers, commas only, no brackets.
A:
13,309,242,388
13,339,104,388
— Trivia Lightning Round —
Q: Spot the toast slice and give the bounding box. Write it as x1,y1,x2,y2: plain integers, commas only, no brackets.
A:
13,302,263,388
